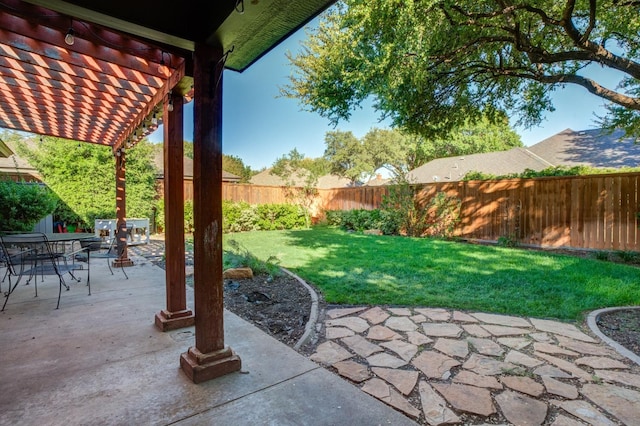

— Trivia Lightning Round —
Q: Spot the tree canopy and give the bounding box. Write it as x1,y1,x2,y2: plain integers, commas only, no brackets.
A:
283,0,640,139
324,120,522,183
16,135,157,228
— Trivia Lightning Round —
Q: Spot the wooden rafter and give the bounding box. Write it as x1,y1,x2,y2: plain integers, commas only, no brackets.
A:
0,0,185,147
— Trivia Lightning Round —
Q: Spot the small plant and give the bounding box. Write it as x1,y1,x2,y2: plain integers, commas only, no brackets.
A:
593,250,611,261
615,250,640,264
224,239,281,278
497,234,518,248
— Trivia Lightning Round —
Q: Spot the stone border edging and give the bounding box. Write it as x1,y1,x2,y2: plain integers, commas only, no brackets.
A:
586,306,640,366
281,268,319,351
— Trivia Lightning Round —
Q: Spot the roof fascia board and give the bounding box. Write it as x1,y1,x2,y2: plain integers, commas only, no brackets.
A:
22,0,195,51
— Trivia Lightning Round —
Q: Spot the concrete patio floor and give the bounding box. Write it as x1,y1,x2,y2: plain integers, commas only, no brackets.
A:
0,254,415,426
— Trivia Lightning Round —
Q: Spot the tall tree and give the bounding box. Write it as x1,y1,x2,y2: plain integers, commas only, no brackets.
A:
283,1,640,139
323,130,369,184
222,154,253,183
16,135,158,229
324,121,522,182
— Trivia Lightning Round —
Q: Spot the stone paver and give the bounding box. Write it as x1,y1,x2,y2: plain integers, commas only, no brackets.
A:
481,324,530,336
362,378,421,419
505,349,544,367
542,376,579,399
434,338,469,358
412,351,460,380
366,325,402,341
422,323,463,337
452,370,502,389
575,356,629,369
462,324,492,337
529,318,597,342
452,310,478,323
551,399,616,426
467,337,504,356
372,367,419,395
385,316,418,332
367,353,407,368
555,335,620,357
333,360,371,382
415,308,451,321
326,307,367,319
310,306,640,425
580,383,640,426
325,326,355,339
432,383,496,416
498,337,532,350
405,331,433,346
418,381,460,425
595,369,640,388
495,390,547,426
341,334,383,358
380,339,418,362
500,375,545,397
471,312,532,328
533,342,580,357
326,316,370,333
463,353,520,376
359,306,390,324
310,341,353,365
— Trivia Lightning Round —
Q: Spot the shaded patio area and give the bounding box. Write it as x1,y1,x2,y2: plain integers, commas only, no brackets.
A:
0,254,415,425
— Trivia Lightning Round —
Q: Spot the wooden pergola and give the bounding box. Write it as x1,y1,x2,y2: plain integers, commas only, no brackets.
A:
0,0,333,383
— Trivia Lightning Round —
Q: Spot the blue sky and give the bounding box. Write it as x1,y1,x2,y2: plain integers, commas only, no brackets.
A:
149,20,623,171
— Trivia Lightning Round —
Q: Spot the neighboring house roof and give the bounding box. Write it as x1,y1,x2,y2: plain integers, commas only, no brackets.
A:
528,128,640,168
0,137,12,157
249,168,355,189
0,141,41,181
406,148,553,184
152,150,241,182
365,174,391,186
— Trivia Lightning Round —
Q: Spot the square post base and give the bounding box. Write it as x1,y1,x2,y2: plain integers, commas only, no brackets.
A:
180,346,241,384
112,258,134,267
155,309,195,331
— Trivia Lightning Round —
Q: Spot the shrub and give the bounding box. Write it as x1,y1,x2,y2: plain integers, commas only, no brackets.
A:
184,200,194,233
0,180,57,232
256,203,306,230
381,183,460,238
324,210,345,227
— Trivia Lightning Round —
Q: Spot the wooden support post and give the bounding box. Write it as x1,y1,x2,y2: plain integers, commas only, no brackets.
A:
113,148,133,267
155,91,194,331
180,43,241,383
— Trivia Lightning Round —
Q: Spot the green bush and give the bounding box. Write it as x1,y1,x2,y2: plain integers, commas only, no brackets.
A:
381,184,460,238
323,209,399,235
463,165,640,181
324,210,345,227
0,181,57,232
256,203,307,231
184,200,194,233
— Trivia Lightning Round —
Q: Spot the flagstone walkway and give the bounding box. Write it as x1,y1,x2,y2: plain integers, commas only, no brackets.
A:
309,306,640,425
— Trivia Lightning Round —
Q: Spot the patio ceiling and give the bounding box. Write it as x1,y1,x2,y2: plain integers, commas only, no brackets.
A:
0,0,334,151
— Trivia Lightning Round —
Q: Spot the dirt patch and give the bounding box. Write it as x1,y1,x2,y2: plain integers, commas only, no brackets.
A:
221,272,320,348
596,308,640,356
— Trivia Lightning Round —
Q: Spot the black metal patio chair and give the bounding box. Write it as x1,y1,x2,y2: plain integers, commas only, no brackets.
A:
0,233,89,311
76,235,129,281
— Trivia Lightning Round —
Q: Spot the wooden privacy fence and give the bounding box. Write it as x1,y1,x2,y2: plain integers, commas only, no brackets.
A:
215,172,639,251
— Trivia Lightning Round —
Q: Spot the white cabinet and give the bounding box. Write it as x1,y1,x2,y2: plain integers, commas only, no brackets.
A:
95,218,149,244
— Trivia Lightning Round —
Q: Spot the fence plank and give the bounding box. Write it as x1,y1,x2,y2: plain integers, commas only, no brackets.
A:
209,173,640,251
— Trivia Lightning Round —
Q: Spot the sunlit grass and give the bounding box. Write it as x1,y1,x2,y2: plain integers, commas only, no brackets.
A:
223,227,640,320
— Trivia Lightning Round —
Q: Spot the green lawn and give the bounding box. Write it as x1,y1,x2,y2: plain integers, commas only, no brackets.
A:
222,227,640,320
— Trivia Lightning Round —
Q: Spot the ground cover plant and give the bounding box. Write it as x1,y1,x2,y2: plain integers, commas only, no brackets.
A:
223,226,640,321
